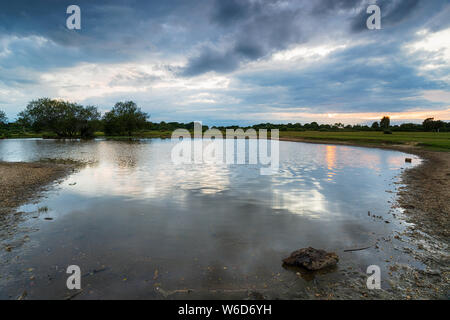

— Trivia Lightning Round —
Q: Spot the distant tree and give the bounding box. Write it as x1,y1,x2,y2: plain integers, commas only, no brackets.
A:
0,110,7,125
303,122,319,130
399,123,421,132
435,120,446,132
18,98,100,138
422,118,435,131
102,101,149,136
371,121,379,130
380,116,390,129
77,105,102,138
423,118,446,132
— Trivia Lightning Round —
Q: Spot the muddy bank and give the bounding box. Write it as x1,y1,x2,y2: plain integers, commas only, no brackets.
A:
396,150,450,241
0,161,78,214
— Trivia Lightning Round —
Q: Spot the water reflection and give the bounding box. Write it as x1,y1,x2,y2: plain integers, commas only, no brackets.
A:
0,139,420,299
325,145,336,181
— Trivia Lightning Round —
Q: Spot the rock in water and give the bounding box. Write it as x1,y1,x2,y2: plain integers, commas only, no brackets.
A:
283,247,339,271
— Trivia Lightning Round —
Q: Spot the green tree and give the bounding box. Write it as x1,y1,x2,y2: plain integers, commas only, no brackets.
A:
371,121,379,130
0,110,7,125
422,118,435,131
380,116,390,129
423,118,445,132
103,101,149,136
18,98,100,138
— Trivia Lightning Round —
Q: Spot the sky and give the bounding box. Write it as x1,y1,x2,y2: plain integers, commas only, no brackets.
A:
0,0,449,126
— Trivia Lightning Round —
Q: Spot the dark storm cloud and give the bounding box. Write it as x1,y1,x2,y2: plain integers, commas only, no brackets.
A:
349,0,449,32
312,0,363,15
182,0,448,76
0,0,204,68
182,0,305,76
181,47,241,75
211,0,259,26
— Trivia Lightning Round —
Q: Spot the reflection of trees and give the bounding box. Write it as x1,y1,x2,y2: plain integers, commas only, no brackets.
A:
108,140,142,169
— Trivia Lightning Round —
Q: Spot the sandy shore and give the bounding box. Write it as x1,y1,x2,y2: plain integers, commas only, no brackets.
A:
0,161,77,214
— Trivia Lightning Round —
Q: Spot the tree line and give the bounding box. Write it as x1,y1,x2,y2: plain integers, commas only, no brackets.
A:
1,98,148,138
214,116,450,133
1,98,449,138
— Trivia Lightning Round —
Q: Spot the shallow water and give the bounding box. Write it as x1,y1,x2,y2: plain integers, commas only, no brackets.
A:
0,139,421,299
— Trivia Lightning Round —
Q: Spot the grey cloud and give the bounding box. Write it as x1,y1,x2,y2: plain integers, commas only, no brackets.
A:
349,0,442,32
233,40,450,114
108,71,161,87
0,0,205,68
182,47,241,76
182,0,449,76
182,1,305,76
211,0,259,26
312,0,363,15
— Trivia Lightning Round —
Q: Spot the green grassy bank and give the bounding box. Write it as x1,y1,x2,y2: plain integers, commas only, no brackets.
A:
278,131,450,151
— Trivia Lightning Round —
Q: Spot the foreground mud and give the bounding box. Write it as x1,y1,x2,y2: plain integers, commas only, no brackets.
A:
397,150,450,240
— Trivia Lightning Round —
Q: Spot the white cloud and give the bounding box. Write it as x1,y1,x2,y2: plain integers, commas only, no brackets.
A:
405,27,450,72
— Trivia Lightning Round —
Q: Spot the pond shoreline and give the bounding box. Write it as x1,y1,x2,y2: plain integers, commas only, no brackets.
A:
0,139,448,299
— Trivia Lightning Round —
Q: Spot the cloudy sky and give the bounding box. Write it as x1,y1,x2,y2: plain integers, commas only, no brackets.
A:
0,0,449,125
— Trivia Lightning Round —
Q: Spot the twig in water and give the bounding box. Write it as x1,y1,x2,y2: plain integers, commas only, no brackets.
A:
343,246,372,252
64,289,83,300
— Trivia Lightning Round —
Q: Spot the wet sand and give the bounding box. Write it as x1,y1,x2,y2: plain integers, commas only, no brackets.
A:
0,161,77,214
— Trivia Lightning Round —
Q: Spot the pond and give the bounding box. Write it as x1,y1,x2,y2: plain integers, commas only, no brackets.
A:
0,138,421,299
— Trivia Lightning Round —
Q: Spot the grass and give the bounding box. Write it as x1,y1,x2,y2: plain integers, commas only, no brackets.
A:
278,131,450,151
1,132,47,139
38,206,48,213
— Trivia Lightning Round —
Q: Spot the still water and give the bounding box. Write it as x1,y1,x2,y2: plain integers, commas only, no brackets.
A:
0,139,420,299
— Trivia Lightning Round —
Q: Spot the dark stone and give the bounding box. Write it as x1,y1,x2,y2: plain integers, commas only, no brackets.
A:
282,247,339,271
